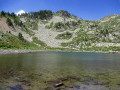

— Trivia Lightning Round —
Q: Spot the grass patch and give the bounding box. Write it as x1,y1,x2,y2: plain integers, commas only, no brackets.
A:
48,22,54,29
0,33,39,49
24,28,34,36
56,32,72,40
32,37,47,47
42,20,48,24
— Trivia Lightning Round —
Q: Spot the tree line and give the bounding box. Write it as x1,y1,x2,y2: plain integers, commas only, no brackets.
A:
0,11,16,17
20,10,53,20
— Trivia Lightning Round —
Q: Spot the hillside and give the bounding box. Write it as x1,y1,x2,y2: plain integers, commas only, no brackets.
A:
0,10,120,51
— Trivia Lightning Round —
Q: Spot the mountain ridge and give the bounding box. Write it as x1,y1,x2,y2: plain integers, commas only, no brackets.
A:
0,10,120,51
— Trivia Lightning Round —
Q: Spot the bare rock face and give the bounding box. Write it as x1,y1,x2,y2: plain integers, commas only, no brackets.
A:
0,17,11,31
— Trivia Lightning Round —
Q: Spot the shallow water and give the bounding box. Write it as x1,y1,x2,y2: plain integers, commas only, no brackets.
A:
0,52,120,89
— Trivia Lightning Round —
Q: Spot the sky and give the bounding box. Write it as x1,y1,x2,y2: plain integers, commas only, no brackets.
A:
0,0,120,20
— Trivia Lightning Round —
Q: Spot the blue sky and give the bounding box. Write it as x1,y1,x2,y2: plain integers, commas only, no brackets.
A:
0,0,120,20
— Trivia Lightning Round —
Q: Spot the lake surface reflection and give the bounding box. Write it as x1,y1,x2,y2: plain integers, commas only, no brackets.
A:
0,52,120,89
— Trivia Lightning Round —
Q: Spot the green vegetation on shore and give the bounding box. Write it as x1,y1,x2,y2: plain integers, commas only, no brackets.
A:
0,32,39,49
32,37,47,47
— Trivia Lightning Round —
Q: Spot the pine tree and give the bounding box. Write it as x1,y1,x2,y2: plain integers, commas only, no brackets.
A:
18,33,24,41
6,18,13,26
10,12,16,17
1,11,5,16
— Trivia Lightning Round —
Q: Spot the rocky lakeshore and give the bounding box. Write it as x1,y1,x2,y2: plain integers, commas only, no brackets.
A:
0,50,120,55
0,50,43,54
0,76,113,90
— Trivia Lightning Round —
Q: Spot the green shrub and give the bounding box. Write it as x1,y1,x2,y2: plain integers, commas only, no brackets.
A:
21,10,53,20
32,37,47,47
1,11,5,16
0,33,39,49
54,22,64,29
10,12,16,17
0,39,13,48
56,32,72,40
6,18,13,26
65,22,70,27
18,33,24,41
47,22,54,29
50,22,53,28
14,19,23,27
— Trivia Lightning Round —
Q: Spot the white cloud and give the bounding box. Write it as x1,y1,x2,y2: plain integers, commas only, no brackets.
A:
16,10,25,16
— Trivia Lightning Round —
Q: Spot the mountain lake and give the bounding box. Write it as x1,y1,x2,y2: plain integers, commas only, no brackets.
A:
0,52,120,90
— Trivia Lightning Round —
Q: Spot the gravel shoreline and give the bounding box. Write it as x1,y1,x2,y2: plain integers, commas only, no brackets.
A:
0,50,46,55
0,50,120,55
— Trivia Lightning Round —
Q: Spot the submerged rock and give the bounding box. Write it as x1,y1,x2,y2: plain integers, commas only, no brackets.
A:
0,87,4,90
44,87,54,90
10,85,23,90
81,82,108,86
65,84,110,90
58,77,68,81
54,83,64,88
15,78,31,86
47,80,60,84
75,86,80,89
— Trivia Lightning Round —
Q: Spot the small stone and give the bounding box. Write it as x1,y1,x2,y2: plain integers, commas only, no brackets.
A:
10,85,23,90
75,86,80,89
44,87,53,90
54,83,64,88
67,84,74,88
58,78,68,81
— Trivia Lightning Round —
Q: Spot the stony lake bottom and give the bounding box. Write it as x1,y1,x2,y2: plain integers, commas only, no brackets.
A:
0,52,120,90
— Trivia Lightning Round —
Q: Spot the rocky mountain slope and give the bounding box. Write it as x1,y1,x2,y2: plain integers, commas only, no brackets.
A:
0,10,120,51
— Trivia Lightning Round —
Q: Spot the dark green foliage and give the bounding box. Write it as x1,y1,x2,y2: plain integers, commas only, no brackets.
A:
1,11,5,16
7,12,11,16
56,32,72,40
24,28,35,36
65,22,70,27
0,11,17,21
20,13,28,17
6,18,13,26
24,19,38,30
47,22,54,29
54,22,64,29
20,10,71,19
14,19,23,27
0,33,39,49
10,12,16,17
54,21,80,30
0,11,16,18
0,39,13,48
49,22,53,28
99,29,109,37
56,10,71,18
32,37,47,47
39,10,53,20
18,33,24,41
65,21,80,29
21,10,53,20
